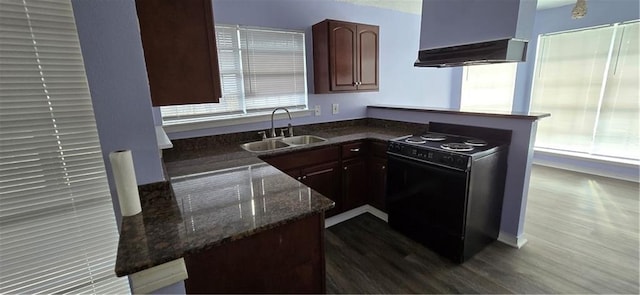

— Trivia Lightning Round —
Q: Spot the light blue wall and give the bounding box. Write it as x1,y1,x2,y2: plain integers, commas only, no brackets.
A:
165,0,454,139
71,0,165,226
71,1,171,293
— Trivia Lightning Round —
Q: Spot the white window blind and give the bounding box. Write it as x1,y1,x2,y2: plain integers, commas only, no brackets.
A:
530,21,639,160
0,0,130,293
161,25,307,123
460,63,517,112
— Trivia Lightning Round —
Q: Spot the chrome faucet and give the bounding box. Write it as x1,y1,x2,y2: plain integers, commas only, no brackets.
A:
270,107,292,138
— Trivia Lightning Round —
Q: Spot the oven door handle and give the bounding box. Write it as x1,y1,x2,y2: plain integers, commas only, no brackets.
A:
387,152,468,173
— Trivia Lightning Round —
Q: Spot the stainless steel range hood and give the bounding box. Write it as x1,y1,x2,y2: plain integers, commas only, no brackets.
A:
415,0,537,68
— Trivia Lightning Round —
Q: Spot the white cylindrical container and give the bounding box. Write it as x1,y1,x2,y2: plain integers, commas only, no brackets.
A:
109,150,142,216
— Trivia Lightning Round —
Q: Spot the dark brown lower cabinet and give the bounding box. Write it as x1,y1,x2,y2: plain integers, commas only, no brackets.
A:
368,156,387,211
260,140,388,217
260,146,342,217
184,213,326,294
342,158,367,211
301,162,342,217
367,140,388,212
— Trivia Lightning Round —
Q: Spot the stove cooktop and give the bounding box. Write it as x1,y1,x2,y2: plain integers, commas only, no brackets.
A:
395,132,497,155
388,132,506,170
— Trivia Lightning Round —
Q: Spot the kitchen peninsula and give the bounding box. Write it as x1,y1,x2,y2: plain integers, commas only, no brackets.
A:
114,120,414,293
115,162,334,293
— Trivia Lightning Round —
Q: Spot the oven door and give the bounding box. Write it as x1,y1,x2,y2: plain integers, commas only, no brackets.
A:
386,153,470,261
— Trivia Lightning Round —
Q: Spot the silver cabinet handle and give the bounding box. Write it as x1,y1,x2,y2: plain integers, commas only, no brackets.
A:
302,175,307,179
350,148,360,152
382,165,386,170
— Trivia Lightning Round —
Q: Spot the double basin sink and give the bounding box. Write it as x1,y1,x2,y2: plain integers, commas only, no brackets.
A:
241,135,327,153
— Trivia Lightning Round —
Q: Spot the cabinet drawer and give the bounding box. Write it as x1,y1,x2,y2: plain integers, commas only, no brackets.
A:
341,141,365,160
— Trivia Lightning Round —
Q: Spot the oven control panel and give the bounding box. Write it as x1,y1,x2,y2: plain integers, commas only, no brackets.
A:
387,142,470,171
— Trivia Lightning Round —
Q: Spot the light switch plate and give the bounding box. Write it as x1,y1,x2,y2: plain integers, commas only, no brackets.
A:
314,105,321,116
332,103,339,115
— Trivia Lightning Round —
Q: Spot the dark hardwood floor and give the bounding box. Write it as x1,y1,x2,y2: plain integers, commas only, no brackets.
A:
325,165,640,294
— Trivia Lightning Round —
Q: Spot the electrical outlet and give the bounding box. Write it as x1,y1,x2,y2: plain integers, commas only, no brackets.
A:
332,103,339,115
314,105,321,116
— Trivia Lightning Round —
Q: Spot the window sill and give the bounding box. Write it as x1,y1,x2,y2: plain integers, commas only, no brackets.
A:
533,147,639,182
534,147,639,165
162,109,313,134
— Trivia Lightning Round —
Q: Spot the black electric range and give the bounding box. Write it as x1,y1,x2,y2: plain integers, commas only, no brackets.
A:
386,132,509,263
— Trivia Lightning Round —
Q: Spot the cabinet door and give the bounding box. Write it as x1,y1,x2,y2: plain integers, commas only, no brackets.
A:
184,214,325,293
356,24,379,91
301,161,341,217
135,0,222,106
329,21,358,91
342,158,367,211
368,157,387,212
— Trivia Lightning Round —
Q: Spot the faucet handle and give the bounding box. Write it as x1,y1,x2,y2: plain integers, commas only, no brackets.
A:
257,131,267,140
279,128,287,137
287,123,293,137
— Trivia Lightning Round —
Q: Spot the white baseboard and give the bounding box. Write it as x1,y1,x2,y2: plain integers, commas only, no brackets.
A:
365,205,388,222
325,205,388,228
129,258,188,294
497,231,528,248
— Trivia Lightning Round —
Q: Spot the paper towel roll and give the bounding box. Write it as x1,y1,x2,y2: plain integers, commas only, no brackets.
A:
109,150,142,216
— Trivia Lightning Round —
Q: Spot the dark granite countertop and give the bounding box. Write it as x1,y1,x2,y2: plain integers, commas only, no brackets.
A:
115,121,416,276
115,163,334,276
163,121,419,176
368,104,551,120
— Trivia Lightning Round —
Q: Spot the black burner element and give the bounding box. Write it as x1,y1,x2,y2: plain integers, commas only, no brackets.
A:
405,137,426,144
464,139,488,146
420,133,447,141
441,143,474,152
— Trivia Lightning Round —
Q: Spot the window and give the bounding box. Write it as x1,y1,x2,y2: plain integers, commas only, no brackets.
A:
0,0,129,293
161,25,308,124
530,21,639,160
460,63,517,112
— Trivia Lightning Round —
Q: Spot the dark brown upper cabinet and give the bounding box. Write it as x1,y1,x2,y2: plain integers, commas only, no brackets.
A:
135,0,222,106
312,19,379,94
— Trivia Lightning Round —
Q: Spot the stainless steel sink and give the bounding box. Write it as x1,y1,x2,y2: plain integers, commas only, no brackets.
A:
280,135,327,146
240,139,291,152
240,135,327,153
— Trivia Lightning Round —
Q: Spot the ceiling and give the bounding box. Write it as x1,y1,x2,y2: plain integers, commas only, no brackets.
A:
337,0,577,15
